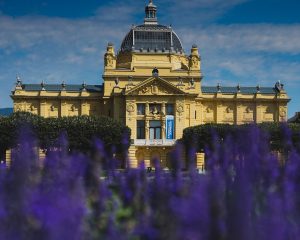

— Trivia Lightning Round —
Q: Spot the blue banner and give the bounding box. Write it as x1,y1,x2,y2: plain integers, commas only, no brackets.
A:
166,115,174,139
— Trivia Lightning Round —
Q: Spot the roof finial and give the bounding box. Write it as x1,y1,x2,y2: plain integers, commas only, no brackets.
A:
82,81,87,91
15,74,23,90
41,80,46,91
16,74,22,86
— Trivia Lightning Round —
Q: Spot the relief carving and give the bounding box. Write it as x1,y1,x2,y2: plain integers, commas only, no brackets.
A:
243,106,254,121
126,102,135,116
104,43,116,68
105,55,114,68
48,103,59,118
68,103,79,116
279,107,286,119
176,102,184,116
224,106,234,121
152,84,159,95
263,106,274,121
137,82,175,95
204,105,214,122
71,105,77,112
28,104,38,114
206,107,213,113
50,105,56,112
141,87,151,94
190,56,200,69
15,103,22,111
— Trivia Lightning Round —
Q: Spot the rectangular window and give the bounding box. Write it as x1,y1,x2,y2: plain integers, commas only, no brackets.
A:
137,120,145,139
149,104,161,115
166,104,174,115
137,104,145,115
149,120,161,139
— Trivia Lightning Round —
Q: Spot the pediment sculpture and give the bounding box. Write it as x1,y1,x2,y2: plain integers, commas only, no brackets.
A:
127,78,186,96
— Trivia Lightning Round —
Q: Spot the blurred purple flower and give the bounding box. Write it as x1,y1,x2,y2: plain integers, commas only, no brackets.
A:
0,124,299,239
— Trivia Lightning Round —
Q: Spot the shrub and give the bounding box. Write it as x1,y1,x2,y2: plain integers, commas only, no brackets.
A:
182,123,300,153
0,112,130,156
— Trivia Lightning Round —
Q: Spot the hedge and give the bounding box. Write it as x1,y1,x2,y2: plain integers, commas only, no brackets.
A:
0,112,131,157
182,123,300,153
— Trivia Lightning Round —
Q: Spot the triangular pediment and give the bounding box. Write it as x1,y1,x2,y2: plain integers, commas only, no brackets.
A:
125,77,186,96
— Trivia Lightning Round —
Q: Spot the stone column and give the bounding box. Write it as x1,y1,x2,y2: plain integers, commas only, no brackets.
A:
145,102,149,116
145,120,149,140
162,119,166,140
162,102,166,115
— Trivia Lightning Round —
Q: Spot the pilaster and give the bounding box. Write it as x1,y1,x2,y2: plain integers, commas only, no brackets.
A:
216,101,222,123
236,102,243,124
175,98,185,139
61,100,68,117
81,100,88,116
256,104,262,123
40,101,47,117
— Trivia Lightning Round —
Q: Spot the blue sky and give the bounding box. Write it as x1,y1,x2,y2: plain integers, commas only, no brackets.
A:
0,0,299,118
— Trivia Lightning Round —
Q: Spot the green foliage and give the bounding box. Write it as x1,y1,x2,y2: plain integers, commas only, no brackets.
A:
182,122,300,152
0,112,131,155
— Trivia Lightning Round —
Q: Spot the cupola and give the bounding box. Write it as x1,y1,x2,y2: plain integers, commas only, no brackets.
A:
144,0,158,25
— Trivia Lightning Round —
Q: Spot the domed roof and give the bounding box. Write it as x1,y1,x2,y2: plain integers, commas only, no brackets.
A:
120,25,184,53
120,1,184,53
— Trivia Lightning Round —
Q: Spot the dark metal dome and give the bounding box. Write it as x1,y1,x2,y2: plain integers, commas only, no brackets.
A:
120,1,184,53
120,24,184,53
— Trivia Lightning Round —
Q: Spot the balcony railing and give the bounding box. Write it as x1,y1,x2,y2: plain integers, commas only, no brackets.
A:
134,139,176,146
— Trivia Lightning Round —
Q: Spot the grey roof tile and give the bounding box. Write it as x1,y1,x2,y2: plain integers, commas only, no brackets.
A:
202,86,277,94
22,84,103,93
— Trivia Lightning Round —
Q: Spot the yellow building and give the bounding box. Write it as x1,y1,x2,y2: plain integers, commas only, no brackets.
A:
11,0,290,168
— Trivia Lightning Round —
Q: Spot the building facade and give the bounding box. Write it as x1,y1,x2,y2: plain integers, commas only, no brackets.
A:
11,0,290,168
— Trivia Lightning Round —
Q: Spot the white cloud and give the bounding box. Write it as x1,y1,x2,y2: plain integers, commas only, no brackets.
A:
178,24,300,54
0,1,299,116
159,0,251,25
81,47,98,54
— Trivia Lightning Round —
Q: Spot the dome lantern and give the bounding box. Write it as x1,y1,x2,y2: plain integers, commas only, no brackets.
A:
144,0,158,25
